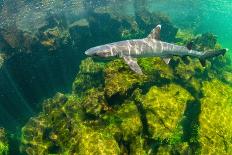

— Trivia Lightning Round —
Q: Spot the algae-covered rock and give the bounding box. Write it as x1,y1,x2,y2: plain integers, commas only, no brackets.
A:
77,126,120,155
81,88,109,117
115,101,142,141
102,101,144,154
104,59,146,98
173,57,205,81
39,26,71,51
21,93,84,154
0,128,9,155
21,92,119,155
72,58,104,96
223,71,232,85
104,57,175,99
156,142,190,155
199,79,232,154
139,57,174,81
193,33,217,50
142,84,194,141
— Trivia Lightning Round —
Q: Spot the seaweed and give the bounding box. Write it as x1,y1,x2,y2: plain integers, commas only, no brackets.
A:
0,128,9,155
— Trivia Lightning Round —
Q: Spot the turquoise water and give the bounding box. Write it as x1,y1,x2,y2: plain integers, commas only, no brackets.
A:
149,0,232,50
0,0,231,154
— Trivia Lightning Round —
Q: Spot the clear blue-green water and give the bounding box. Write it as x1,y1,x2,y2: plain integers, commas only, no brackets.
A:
149,0,232,50
0,0,231,154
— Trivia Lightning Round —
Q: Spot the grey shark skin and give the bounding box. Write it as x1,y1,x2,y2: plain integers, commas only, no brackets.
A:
85,25,227,74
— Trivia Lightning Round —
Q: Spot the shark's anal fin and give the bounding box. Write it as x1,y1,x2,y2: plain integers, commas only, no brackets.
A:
123,56,143,75
147,25,161,40
163,58,171,64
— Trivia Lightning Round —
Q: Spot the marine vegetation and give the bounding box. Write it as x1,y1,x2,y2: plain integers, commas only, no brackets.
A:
0,128,9,155
20,13,232,154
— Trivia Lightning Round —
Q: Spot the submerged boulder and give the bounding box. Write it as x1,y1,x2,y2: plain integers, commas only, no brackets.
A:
142,84,194,141
20,93,84,154
104,59,146,99
72,57,104,97
199,79,232,154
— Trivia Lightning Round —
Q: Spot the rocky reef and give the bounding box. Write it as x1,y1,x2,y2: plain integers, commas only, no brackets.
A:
20,26,232,154
0,2,231,154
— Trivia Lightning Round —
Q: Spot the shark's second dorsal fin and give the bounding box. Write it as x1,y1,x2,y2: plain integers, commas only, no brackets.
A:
147,25,161,40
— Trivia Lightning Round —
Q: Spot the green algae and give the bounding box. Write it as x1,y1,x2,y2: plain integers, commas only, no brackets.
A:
104,59,146,98
142,84,194,141
77,126,120,155
199,79,232,154
72,57,104,97
0,128,9,155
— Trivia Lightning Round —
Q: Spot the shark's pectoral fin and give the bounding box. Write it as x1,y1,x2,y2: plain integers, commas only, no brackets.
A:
163,58,171,64
147,25,161,40
199,59,206,67
123,56,143,75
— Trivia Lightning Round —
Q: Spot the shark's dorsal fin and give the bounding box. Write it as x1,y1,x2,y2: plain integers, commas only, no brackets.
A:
163,58,171,64
123,56,143,75
147,25,161,40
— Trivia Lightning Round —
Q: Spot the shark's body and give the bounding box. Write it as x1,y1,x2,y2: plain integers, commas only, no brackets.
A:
85,25,227,74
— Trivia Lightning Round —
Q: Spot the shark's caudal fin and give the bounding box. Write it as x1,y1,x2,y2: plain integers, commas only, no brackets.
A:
199,48,228,67
147,25,161,40
202,48,227,59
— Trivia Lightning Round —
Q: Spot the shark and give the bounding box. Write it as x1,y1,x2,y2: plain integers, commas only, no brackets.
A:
85,25,227,74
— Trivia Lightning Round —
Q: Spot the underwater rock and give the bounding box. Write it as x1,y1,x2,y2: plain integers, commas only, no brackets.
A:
173,57,205,81
104,59,146,99
199,79,232,154
139,57,174,81
175,29,195,46
142,84,194,141
39,26,71,51
21,93,84,154
104,57,175,99
20,92,122,154
156,142,190,155
0,54,6,68
77,126,120,155
0,27,39,54
102,100,144,154
0,128,9,155
69,18,93,52
81,88,109,118
72,58,104,96
222,71,232,85
193,33,217,50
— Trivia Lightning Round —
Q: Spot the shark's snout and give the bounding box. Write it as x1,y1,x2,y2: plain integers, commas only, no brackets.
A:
85,48,97,56
85,46,114,58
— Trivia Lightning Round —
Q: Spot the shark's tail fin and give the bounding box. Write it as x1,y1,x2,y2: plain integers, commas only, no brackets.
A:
199,48,228,66
202,48,227,59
